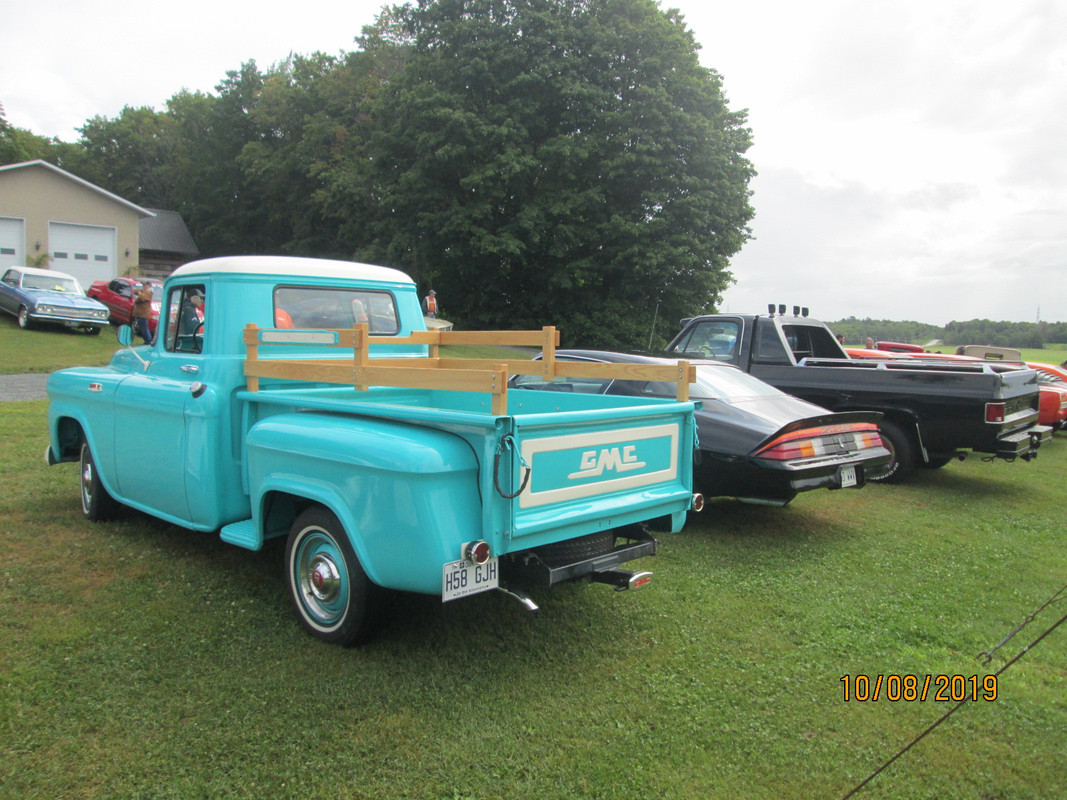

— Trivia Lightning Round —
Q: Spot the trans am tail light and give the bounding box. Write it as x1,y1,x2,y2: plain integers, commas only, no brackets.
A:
755,423,883,461
985,402,1006,423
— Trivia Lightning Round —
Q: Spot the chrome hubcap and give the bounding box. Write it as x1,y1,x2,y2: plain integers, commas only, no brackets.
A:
81,457,93,506
306,554,340,603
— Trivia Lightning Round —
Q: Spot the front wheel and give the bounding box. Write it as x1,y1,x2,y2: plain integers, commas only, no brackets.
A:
869,420,916,483
17,306,31,329
286,507,376,646
80,442,119,521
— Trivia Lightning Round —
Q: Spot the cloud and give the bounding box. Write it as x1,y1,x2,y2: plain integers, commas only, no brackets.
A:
698,0,1067,325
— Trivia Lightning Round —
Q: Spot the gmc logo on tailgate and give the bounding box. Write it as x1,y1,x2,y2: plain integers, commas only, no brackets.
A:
517,423,680,509
569,446,647,479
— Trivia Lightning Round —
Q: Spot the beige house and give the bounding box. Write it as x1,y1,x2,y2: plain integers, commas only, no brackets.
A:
0,159,154,288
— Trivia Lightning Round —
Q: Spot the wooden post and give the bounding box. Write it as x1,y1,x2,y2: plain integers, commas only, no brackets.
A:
353,323,369,391
490,364,508,416
675,361,691,401
541,326,556,380
245,323,259,391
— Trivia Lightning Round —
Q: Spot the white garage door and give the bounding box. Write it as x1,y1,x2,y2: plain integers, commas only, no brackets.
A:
0,217,25,269
49,222,117,287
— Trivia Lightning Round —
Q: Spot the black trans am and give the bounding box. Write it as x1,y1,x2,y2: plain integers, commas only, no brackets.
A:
511,350,892,506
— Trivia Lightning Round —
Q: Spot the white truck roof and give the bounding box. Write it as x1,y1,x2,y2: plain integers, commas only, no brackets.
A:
170,256,415,285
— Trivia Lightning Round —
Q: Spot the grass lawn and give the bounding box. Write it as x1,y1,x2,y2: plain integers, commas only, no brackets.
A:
0,315,121,374
1,359,1064,797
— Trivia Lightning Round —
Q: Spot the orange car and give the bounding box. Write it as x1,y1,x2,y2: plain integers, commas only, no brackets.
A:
1037,383,1067,430
1026,360,1067,383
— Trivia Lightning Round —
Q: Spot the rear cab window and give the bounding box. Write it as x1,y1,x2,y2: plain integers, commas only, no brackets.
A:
780,323,847,360
273,286,400,335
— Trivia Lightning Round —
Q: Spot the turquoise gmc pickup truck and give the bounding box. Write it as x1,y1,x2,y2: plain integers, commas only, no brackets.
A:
46,256,702,645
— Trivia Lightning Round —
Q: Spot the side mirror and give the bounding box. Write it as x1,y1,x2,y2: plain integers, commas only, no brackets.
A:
117,325,133,347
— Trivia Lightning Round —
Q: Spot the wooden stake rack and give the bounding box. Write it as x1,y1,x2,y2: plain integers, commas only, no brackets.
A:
243,324,695,416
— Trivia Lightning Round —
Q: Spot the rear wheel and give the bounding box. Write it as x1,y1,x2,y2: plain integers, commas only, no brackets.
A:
286,507,376,646
80,442,119,521
869,420,916,483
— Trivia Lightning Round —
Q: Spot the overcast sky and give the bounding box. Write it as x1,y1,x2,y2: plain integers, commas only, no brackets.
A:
4,0,1064,325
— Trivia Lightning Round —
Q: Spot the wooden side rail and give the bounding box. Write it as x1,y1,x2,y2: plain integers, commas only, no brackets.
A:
243,324,695,415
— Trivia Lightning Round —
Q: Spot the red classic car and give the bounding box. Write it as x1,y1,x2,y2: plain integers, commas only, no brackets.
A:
87,277,163,334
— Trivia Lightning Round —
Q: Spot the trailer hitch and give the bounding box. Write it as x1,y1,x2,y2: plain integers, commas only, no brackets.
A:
589,568,653,592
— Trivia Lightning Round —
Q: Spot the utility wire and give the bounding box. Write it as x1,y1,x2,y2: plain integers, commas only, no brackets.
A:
841,604,1067,799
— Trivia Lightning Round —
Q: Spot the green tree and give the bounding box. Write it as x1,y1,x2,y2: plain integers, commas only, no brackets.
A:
169,64,269,255
165,55,383,259
237,51,382,258
76,106,177,207
363,0,754,347
0,116,85,171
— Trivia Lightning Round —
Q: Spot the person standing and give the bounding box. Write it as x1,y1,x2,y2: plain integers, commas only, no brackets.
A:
422,289,438,318
132,281,154,343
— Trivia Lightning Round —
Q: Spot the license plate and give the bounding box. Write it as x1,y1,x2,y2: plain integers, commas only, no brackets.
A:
839,465,858,488
442,557,499,602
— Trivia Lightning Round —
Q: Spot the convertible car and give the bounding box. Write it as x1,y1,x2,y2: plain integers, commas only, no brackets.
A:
0,266,110,334
511,350,892,506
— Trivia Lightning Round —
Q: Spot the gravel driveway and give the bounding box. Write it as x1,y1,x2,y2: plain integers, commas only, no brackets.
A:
0,373,50,401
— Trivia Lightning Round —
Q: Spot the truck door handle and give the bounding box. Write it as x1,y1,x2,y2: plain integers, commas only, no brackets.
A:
181,365,200,374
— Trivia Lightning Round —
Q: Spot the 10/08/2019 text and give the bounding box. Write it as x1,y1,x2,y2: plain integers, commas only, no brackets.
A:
840,674,997,702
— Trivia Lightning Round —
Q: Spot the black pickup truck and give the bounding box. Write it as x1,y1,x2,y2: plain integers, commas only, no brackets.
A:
665,306,1051,481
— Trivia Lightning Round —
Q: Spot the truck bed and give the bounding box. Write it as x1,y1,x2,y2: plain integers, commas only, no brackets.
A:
234,325,701,595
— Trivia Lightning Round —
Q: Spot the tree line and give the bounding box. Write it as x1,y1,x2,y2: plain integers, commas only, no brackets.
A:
0,0,755,349
831,317,1067,350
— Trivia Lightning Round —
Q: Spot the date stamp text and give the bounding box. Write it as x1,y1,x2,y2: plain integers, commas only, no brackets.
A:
840,674,998,702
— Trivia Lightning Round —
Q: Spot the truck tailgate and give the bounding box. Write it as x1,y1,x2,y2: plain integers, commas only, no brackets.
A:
502,394,699,548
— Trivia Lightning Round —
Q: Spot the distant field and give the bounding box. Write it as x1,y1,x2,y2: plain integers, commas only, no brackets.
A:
1020,346,1067,363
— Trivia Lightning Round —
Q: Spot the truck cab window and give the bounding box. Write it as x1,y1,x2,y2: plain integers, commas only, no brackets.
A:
274,286,400,335
781,324,842,360
674,321,739,362
752,320,791,364
165,285,207,353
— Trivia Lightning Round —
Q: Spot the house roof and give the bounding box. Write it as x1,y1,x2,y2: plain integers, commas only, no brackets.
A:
140,208,199,256
0,159,156,218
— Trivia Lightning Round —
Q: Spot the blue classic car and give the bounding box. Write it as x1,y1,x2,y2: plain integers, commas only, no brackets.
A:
0,266,111,334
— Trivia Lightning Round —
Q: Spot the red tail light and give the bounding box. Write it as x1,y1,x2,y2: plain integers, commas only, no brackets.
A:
755,423,883,461
985,402,1007,423
464,540,492,565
